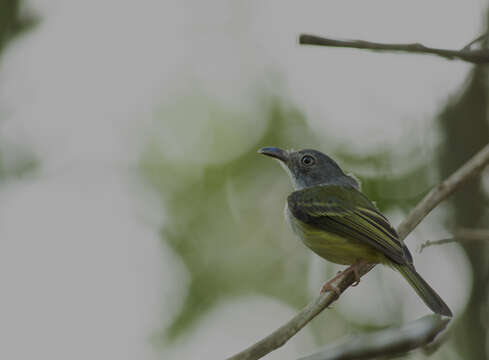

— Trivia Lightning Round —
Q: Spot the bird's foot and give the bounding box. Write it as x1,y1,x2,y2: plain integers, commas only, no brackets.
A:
320,268,350,295
320,260,368,293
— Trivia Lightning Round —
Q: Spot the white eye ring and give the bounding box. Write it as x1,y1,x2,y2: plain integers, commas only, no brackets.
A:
301,155,315,166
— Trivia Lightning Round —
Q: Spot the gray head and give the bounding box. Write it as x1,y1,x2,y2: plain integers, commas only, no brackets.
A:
258,147,359,190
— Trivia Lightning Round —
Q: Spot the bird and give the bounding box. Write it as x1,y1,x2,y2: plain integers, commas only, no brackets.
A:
258,146,452,317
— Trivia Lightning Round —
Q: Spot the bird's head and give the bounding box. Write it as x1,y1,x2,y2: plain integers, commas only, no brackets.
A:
258,147,358,190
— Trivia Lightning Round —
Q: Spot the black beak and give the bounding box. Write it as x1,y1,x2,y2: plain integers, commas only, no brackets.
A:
258,147,289,163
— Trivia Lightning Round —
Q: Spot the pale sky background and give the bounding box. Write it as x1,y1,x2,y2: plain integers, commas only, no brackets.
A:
0,1,486,359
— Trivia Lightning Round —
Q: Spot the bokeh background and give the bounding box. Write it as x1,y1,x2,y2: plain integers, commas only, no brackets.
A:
0,1,488,359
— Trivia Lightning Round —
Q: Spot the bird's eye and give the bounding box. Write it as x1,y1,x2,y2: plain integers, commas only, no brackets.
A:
301,154,315,166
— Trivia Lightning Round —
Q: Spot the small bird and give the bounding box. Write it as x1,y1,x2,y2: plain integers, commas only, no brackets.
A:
258,146,452,317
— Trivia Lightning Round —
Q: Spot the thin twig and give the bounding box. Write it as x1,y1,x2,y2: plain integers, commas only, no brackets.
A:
226,143,489,360
462,33,488,51
298,315,449,360
418,228,489,253
299,34,489,64
418,238,458,253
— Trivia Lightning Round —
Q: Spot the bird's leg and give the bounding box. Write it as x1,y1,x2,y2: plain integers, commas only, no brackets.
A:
350,259,368,287
320,260,368,294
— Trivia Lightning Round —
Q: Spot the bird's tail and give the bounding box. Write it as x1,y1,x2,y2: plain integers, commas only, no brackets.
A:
393,263,452,317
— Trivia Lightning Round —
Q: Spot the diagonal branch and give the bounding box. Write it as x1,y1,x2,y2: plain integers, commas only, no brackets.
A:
299,34,489,64
226,143,489,360
298,315,449,360
396,143,489,239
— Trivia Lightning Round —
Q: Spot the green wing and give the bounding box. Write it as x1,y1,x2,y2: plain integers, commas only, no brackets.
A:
287,185,412,265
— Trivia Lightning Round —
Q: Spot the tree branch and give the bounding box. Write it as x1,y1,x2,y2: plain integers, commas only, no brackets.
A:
299,34,489,64
226,143,489,360
396,144,489,239
419,228,489,253
298,315,449,360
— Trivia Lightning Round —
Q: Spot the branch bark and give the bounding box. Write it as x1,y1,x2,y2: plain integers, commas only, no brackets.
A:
226,143,489,360
299,34,489,64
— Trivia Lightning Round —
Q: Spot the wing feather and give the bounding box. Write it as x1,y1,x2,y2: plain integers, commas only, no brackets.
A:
288,185,410,265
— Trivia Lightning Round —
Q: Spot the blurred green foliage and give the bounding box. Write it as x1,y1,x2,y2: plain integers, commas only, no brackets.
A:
0,0,37,54
0,0,38,179
0,147,38,179
143,99,320,339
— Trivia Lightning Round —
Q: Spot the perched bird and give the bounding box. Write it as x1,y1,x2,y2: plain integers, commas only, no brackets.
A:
258,146,452,317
